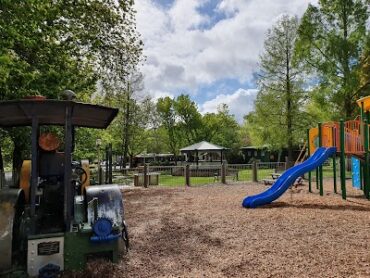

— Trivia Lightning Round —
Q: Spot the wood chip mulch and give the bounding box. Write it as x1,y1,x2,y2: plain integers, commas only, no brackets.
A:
64,180,370,278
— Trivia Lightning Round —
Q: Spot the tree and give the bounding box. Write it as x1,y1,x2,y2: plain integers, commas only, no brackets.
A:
0,1,143,171
173,95,204,144
156,97,184,161
247,15,309,164
202,104,240,148
356,40,370,95
296,0,369,118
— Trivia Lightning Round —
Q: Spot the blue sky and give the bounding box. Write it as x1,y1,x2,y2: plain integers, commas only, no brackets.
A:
135,0,316,122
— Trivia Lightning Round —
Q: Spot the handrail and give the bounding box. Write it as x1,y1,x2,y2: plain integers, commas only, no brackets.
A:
294,142,307,165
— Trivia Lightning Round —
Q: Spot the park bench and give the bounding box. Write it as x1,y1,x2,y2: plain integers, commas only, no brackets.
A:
262,173,303,187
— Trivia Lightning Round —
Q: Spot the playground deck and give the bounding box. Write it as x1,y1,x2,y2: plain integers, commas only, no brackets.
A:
66,182,370,278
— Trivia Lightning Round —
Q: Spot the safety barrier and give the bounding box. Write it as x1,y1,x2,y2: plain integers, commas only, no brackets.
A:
310,120,368,155
109,162,287,187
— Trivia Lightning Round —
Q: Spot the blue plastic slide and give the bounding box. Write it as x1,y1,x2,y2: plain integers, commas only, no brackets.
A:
242,147,337,208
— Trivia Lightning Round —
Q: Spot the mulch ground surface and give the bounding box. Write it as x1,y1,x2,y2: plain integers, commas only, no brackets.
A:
66,180,370,277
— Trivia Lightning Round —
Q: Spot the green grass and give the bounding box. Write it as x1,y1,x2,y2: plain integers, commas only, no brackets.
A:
111,163,353,187
157,175,186,186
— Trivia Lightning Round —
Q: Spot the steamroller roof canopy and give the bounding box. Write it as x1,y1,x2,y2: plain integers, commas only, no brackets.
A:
0,99,118,128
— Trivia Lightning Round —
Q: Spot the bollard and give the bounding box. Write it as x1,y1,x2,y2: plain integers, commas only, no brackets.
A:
185,164,190,186
221,163,226,184
252,161,258,182
144,164,148,188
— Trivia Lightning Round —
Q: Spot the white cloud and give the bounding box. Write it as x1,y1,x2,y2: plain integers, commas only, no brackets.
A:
149,90,175,101
136,0,314,91
200,88,258,123
135,0,314,96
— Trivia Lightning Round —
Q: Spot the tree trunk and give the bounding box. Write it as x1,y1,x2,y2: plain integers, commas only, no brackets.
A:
122,88,131,168
341,1,352,118
129,154,134,168
286,42,293,166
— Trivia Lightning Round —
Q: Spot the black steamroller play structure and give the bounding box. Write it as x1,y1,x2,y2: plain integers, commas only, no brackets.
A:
0,95,129,277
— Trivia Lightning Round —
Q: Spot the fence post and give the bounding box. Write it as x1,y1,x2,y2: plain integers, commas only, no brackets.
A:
221,163,226,184
185,164,190,187
252,161,258,182
144,164,148,188
105,146,109,184
108,143,113,184
98,165,103,185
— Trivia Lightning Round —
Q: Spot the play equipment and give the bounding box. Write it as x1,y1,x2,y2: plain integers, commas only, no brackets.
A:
294,142,307,165
243,147,336,208
243,95,370,208
352,157,361,189
0,96,128,277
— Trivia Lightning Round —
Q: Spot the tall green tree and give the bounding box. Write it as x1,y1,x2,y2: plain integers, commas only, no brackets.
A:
247,15,309,163
296,0,369,118
0,0,143,171
202,104,240,149
156,97,184,161
357,40,370,95
173,95,204,144
157,95,241,160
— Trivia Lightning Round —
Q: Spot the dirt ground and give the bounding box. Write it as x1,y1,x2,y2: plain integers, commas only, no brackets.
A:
75,180,370,277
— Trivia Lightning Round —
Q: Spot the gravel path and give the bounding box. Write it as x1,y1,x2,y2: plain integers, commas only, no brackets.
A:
69,181,370,277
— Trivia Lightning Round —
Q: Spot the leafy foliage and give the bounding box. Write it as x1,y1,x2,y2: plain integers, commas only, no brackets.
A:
296,0,369,118
0,0,143,169
245,16,310,161
156,94,241,160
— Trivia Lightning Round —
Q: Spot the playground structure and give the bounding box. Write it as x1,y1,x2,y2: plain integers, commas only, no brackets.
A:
243,96,370,208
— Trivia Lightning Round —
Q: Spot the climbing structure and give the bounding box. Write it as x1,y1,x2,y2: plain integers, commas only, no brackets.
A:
308,96,370,200
242,96,370,208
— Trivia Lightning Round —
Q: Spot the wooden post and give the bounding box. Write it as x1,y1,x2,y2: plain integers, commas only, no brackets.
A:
144,164,148,188
221,162,226,184
252,161,258,182
185,164,190,187
108,143,113,184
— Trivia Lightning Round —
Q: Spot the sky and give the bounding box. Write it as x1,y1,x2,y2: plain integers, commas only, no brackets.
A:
134,0,317,123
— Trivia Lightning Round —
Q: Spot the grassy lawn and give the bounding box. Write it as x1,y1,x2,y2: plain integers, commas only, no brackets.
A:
112,162,353,187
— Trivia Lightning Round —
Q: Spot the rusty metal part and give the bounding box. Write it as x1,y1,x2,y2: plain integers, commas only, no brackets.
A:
86,185,124,227
80,160,90,194
0,188,24,272
20,160,31,203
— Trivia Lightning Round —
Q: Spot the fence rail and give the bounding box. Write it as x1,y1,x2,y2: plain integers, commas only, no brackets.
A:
106,162,287,187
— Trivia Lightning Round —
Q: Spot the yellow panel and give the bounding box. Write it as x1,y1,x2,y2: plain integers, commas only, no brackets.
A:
322,126,333,148
357,96,370,111
309,128,318,154
81,160,90,194
20,160,31,203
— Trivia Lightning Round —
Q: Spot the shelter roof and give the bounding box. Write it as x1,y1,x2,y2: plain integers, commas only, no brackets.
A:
180,141,228,152
0,99,118,129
